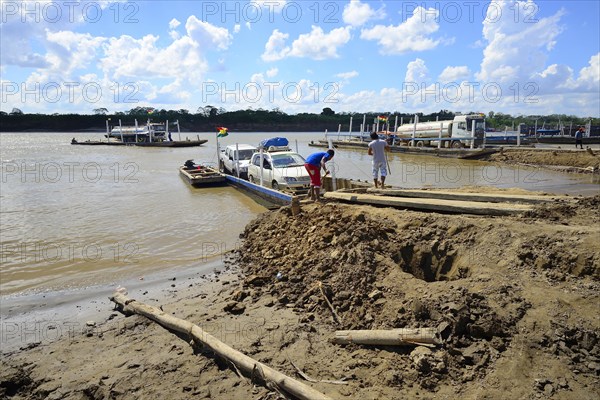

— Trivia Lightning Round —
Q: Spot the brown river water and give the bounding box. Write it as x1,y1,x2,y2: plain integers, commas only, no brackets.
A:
1,131,599,298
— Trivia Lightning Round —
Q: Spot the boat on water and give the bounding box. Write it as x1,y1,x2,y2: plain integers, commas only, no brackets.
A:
71,120,207,147
71,138,207,147
179,160,227,187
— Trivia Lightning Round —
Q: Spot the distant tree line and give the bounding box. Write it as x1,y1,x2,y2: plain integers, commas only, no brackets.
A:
0,107,597,134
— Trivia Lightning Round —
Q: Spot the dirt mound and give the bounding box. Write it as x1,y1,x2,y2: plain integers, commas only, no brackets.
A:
485,148,600,172
232,199,600,395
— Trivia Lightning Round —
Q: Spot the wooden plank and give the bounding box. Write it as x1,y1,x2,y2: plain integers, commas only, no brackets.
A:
367,188,570,204
323,191,533,216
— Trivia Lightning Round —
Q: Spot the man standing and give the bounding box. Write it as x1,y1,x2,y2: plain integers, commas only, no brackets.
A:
575,127,584,149
304,149,334,202
368,132,390,188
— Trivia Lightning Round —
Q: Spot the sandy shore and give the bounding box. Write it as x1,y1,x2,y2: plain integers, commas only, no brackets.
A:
2,186,599,399
482,147,600,174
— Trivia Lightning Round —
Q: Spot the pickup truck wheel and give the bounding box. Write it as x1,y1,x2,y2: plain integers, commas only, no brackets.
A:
272,181,280,190
249,175,255,183
451,141,463,148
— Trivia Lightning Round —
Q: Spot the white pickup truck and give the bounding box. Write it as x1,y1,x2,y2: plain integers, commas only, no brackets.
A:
218,144,258,179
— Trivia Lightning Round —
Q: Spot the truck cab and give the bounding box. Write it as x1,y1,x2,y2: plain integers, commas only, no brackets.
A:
450,115,485,147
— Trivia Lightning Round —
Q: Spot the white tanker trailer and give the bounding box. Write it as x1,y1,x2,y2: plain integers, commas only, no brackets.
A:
395,114,485,148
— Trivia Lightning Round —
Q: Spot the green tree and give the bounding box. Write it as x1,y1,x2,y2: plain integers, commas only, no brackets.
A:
321,107,335,116
93,107,108,115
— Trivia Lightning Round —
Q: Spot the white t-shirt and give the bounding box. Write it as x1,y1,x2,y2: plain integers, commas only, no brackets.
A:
369,139,387,164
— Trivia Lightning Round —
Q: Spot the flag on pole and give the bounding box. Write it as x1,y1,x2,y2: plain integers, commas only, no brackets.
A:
217,126,228,137
378,115,388,123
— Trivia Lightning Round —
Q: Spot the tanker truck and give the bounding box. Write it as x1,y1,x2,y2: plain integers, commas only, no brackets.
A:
395,114,485,148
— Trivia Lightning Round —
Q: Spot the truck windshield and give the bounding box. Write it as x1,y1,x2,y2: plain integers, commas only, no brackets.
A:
467,119,485,132
235,149,255,160
271,153,306,167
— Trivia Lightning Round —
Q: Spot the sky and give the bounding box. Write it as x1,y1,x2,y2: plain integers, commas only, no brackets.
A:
1,0,599,117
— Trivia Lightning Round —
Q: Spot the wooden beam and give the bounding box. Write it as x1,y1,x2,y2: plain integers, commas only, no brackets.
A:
367,188,570,204
323,191,533,216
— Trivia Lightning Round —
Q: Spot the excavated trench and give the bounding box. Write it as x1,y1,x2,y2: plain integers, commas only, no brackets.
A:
393,243,469,282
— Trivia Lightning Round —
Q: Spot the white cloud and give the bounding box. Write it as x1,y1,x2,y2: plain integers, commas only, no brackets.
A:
343,0,385,27
476,1,564,83
262,26,351,62
577,53,600,89
336,71,359,80
45,31,106,75
169,18,181,30
288,26,352,60
261,29,290,61
185,16,232,51
100,34,208,84
234,24,241,34
360,6,441,55
250,73,265,84
266,68,278,78
439,66,470,83
405,58,429,83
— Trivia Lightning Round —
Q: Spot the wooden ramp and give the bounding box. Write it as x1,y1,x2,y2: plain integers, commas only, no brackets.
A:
323,191,536,216
367,188,570,205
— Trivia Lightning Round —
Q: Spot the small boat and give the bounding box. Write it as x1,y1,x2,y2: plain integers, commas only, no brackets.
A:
179,160,227,187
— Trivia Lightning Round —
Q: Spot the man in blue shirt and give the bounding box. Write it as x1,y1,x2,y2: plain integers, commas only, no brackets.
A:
575,127,584,149
304,149,334,201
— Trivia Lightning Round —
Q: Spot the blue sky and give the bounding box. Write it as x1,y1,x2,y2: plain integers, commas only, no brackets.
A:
1,0,599,117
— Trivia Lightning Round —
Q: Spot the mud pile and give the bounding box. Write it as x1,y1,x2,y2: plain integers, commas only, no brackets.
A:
231,197,600,393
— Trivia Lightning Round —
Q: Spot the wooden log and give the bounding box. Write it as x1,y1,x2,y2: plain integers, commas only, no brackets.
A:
324,191,533,216
332,328,441,347
110,292,333,400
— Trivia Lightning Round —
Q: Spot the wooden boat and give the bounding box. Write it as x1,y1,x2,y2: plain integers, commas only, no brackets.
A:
179,161,227,187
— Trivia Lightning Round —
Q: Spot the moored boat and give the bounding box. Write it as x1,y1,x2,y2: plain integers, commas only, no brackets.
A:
71,119,207,147
179,160,227,187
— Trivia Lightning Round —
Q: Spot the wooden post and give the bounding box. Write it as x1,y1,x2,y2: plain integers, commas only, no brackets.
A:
291,196,301,216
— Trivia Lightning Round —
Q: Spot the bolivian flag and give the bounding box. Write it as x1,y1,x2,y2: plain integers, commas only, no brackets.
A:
217,126,228,137
378,116,388,123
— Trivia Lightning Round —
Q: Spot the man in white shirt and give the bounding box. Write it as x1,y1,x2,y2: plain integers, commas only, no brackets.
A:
368,132,390,188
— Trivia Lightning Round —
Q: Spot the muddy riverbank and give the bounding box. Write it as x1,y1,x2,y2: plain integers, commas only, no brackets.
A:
2,188,599,399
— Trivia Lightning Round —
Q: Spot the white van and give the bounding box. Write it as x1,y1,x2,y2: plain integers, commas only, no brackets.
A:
247,150,311,193
219,144,258,179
